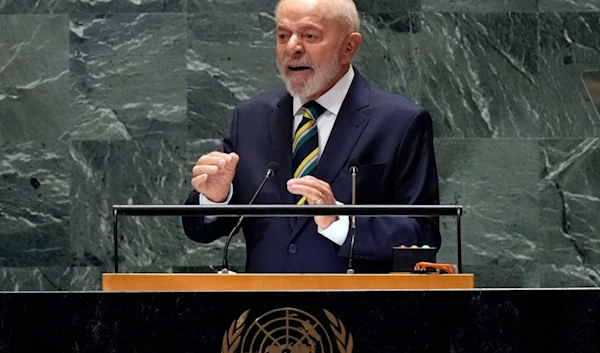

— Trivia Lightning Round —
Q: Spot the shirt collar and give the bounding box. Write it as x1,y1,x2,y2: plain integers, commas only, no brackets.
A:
292,65,355,116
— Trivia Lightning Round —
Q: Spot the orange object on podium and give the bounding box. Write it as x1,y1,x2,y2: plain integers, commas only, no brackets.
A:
102,273,474,291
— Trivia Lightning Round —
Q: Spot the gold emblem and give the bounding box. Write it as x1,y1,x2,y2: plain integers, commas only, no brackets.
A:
221,307,353,353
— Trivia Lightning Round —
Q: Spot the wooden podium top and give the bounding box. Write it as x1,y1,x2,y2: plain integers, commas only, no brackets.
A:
102,273,474,291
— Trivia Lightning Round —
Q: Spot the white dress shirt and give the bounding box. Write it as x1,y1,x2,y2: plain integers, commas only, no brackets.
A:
199,66,355,246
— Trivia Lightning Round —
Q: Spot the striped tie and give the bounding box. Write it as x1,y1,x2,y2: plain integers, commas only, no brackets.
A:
292,101,327,204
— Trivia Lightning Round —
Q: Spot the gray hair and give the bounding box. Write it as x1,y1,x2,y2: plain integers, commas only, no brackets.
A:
275,0,360,33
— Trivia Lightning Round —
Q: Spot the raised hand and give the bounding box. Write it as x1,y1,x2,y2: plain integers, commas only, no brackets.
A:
191,152,239,203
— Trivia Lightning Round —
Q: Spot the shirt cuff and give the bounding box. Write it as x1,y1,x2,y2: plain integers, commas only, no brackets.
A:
317,201,349,246
199,184,233,221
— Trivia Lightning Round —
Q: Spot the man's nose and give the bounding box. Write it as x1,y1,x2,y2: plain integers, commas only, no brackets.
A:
286,35,304,56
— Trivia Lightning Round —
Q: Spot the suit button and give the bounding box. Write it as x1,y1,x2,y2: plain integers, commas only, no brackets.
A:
288,244,297,254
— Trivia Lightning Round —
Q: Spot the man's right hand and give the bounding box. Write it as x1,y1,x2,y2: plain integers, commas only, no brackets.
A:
191,152,239,203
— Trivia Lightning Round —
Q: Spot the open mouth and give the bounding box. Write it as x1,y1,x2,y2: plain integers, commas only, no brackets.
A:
288,66,311,71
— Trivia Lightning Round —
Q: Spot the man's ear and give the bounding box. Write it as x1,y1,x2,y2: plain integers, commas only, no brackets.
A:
341,33,362,64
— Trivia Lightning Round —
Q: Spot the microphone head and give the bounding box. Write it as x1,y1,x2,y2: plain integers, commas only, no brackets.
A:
266,161,279,176
348,158,359,172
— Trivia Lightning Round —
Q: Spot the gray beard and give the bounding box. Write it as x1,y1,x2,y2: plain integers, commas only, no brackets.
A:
278,55,341,99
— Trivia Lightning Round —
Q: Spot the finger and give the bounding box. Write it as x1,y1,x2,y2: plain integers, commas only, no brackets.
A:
287,183,321,201
302,176,333,198
196,153,230,167
307,176,332,191
196,157,227,170
196,151,229,162
288,175,324,188
192,164,219,177
224,152,240,172
288,176,330,197
191,174,208,190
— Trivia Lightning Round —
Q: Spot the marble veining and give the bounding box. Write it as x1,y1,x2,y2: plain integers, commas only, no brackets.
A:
66,13,187,141
0,0,69,13
346,0,422,12
71,0,187,13
354,13,419,103
187,11,281,139
0,15,69,141
422,0,538,12
435,139,539,287
540,139,600,266
538,13,600,137
0,0,187,13
538,264,600,287
188,0,277,13
415,13,540,138
69,140,197,272
0,266,108,291
0,142,71,267
582,70,600,119
540,0,600,12
188,0,420,13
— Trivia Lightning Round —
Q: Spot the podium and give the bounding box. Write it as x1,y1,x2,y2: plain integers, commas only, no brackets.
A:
111,204,466,274
2,286,599,353
106,203,471,294
102,273,474,291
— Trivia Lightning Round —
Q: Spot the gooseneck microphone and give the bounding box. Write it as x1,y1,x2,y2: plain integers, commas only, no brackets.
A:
220,161,279,274
347,158,359,274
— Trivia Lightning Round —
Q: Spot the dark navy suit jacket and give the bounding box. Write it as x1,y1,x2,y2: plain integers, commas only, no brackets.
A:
182,71,441,273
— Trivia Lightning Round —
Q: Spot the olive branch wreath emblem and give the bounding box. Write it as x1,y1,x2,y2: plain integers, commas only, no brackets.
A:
221,309,249,353
221,308,353,353
323,309,353,353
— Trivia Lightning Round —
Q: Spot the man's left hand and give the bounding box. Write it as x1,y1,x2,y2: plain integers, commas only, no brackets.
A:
287,176,339,229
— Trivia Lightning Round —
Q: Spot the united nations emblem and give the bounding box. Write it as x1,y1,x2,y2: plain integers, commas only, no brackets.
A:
221,307,353,353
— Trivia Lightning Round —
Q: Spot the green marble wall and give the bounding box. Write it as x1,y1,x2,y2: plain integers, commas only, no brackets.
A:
0,0,599,290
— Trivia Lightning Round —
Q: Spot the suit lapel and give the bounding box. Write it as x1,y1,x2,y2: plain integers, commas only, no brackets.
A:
268,93,296,207
290,72,372,239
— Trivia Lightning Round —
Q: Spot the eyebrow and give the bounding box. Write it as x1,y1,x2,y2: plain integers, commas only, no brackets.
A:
300,24,322,31
276,23,323,32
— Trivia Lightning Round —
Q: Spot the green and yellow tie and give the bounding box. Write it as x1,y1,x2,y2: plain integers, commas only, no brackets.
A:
292,101,327,204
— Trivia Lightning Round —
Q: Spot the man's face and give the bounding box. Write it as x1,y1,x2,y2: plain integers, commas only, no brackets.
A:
275,0,347,99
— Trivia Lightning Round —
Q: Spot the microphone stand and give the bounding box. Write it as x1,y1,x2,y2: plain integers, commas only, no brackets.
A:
347,165,358,274
220,166,276,274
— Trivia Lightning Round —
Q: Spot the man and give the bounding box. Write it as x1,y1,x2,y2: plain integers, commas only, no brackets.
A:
182,0,440,273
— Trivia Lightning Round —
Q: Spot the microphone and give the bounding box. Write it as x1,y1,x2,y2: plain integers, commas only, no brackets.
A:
347,158,359,274
220,161,279,274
